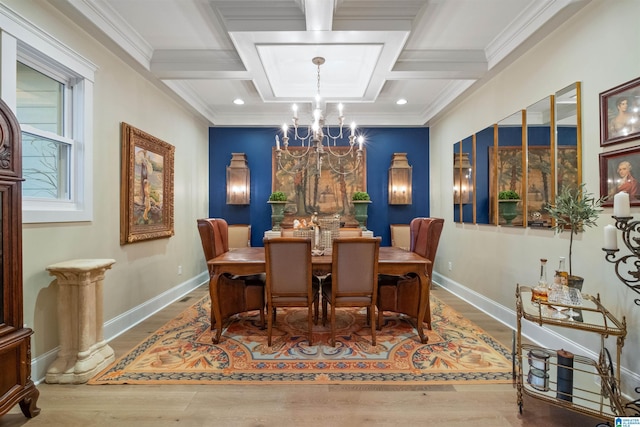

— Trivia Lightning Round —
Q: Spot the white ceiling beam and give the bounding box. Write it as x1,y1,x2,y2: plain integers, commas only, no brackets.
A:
391,49,488,80
303,0,335,31
151,50,250,79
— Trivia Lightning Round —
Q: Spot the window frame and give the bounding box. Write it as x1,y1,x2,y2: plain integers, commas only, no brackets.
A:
1,6,96,223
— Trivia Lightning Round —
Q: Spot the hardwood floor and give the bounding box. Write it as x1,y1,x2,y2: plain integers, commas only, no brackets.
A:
1,284,607,426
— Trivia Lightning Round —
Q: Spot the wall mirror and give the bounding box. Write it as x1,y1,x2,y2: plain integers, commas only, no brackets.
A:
555,82,581,196
493,110,525,227
451,82,581,229
475,125,494,225
453,140,462,223
526,96,554,228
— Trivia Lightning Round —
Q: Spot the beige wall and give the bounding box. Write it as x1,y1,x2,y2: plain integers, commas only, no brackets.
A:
430,0,640,393
1,1,210,361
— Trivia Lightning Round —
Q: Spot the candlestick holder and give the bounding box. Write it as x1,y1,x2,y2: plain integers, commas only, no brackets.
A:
602,215,640,416
602,215,640,306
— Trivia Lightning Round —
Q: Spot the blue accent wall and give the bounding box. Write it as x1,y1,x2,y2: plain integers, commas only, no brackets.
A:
209,127,430,246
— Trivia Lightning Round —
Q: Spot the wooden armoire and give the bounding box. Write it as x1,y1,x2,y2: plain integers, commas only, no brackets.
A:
0,98,40,418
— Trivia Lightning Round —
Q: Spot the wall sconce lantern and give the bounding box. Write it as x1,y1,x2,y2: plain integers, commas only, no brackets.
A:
388,153,412,205
226,152,250,205
453,152,473,204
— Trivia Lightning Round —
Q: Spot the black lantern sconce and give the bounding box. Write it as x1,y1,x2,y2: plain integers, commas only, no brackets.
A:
226,153,250,205
388,153,412,205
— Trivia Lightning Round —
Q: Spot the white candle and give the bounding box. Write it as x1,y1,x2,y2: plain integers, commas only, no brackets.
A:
275,135,280,150
292,104,298,119
314,226,320,247
613,191,631,217
358,136,363,151
604,224,618,250
350,122,356,137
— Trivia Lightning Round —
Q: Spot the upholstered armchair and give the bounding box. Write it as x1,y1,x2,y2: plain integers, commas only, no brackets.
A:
377,217,444,331
197,218,265,331
322,237,381,346
263,237,320,346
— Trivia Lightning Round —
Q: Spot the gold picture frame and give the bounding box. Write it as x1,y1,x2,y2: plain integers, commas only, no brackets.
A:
271,146,366,228
120,122,175,244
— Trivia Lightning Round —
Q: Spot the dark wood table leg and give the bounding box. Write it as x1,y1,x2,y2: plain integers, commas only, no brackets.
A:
416,271,430,343
209,272,223,344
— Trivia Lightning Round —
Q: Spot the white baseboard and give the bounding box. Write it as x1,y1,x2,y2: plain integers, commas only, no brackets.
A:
433,270,640,400
31,271,209,384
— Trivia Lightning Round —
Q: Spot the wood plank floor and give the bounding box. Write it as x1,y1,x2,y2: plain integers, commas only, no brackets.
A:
1,285,607,427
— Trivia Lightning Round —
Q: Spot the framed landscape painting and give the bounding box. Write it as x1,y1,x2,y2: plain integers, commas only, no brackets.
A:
272,147,366,227
120,123,175,244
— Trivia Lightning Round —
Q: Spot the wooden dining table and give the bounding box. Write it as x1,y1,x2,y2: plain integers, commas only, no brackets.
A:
206,246,432,344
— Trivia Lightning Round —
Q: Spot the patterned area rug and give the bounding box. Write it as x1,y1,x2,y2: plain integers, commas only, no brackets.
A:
89,296,513,385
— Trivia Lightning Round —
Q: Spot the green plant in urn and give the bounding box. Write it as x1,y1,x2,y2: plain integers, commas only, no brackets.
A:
352,191,371,230
498,190,520,225
268,191,288,231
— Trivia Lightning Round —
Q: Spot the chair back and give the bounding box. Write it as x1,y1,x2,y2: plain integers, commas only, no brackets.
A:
228,224,251,249
330,237,381,300
264,237,314,302
409,217,444,277
338,228,363,238
390,224,410,250
197,218,230,265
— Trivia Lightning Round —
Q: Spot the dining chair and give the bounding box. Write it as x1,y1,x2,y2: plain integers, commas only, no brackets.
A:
377,217,444,331
390,224,410,251
338,227,363,238
228,224,251,250
197,218,265,332
322,237,381,347
263,237,321,346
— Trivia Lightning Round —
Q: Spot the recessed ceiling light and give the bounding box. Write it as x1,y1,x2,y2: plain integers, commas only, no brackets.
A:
233,98,245,105
396,98,408,105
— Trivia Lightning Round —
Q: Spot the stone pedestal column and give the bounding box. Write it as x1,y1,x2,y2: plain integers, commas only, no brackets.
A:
45,259,116,384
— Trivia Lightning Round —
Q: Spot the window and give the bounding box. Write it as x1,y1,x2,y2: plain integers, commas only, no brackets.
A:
1,7,96,223
17,62,72,200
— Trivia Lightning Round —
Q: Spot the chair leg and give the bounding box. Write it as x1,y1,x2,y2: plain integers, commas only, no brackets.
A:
330,304,336,347
259,305,265,329
377,308,384,330
307,305,313,346
322,297,328,326
313,294,320,325
424,299,432,330
267,304,274,346
370,304,376,346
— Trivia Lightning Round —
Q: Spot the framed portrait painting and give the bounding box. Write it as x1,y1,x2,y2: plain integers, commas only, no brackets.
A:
120,123,175,244
599,145,640,207
600,76,640,146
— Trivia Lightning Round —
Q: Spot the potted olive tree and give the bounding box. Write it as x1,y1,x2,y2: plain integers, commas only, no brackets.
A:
352,191,371,230
545,183,606,289
498,190,520,225
267,191,288,231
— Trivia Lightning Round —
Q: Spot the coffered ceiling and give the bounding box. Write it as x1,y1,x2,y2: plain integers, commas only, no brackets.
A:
51,0,590,127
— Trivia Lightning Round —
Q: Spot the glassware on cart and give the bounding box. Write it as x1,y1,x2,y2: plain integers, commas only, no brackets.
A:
548,286,583,320
548,286,569,319
531,259,549,305
565,286,583,319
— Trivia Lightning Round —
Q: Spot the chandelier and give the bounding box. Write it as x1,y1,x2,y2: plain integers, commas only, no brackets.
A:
275,56,363,176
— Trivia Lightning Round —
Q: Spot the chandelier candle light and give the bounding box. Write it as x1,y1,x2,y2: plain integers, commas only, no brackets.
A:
275,57,364,175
